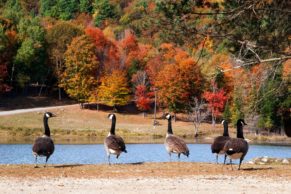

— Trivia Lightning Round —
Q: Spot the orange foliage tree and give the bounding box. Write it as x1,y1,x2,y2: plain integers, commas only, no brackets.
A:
119,32,153,79
154,44,204,113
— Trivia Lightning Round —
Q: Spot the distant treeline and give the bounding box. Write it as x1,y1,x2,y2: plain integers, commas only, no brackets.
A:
0,0,290,134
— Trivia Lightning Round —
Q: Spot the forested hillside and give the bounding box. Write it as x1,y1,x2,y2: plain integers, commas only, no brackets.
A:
0,0,290,133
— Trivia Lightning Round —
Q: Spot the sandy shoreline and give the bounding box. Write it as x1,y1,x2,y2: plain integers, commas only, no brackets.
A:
1,175,290,194
0,163,290,193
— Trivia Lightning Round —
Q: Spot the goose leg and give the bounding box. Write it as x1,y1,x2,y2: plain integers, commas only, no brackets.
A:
169,153,172,162
34,156,38,168
216,154,219,164
230,159,233,170
238,158,243,170
107,154,111,165
223,154,227,165
178,153,181,160
45,156,50,168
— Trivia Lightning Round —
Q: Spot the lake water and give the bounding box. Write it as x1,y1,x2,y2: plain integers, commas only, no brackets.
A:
0,144,290,165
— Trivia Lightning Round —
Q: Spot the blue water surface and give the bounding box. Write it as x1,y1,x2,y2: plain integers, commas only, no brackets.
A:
0,144,290,164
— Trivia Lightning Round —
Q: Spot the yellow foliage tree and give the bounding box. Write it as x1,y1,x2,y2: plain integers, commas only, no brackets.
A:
95,70,131,107
60,35,99,103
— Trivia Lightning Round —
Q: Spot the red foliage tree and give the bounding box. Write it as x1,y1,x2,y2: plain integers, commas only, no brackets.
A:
203,83,228,124
135,84,153,117
85,27,120,72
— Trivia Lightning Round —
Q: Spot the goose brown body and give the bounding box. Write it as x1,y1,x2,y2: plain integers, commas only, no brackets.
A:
104,114,127,164
223,119,248,170
164,114,189,159
32,112,56,167
211,120,230,163
165,134,189,157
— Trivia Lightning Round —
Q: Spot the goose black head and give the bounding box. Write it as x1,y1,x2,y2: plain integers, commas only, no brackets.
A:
108,113,116,120
221,119,229,125
237,119,247,126
44,112,56,118
165,113,172,120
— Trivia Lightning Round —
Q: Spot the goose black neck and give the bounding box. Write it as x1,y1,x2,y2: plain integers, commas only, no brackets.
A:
237,124,244,139
110,117,116,135
167,118,173,134
43,116,50,137
223,121,229,137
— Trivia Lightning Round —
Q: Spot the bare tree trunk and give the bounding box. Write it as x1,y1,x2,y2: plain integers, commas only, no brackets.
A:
58,87,62,101
211,108,215,126
56,59,62,101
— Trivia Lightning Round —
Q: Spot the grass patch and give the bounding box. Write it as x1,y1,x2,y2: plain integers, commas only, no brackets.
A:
0,106,290,144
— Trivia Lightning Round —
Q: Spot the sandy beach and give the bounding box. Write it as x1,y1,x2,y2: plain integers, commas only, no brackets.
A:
0,163,290,193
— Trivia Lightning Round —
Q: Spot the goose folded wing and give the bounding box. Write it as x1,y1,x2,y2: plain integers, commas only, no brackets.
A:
166,135,189,153
212,136,230,152
106,135,126,151
33,137,54,155
225,139,248,153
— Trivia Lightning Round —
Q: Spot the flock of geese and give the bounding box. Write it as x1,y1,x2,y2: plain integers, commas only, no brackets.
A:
32,112,248,169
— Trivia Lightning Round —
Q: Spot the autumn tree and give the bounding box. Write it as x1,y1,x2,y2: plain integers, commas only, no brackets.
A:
46,21,83,100
60,35,99,103
85,26,120,73
155,44,204,113
96,70,130,109
203,83,228,125
119,31,139,71
119,32,153,81
132,70,153,117
134,84,153,117
0,14,18,92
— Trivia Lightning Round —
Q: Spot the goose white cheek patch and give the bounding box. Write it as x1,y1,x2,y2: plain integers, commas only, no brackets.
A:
46,113,50,118
166,115,171,119
109,114,113,120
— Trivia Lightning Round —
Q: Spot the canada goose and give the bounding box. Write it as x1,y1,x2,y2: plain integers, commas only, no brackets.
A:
211,119,231,164
164,113,189,160
223,119,248,170
32,112,56,168
104,113,127,164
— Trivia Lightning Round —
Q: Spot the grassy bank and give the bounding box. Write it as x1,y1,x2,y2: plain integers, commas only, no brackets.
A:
0,105,290,144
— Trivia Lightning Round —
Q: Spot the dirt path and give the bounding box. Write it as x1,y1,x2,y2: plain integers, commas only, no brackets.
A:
0,104,78,116
0,163,290,193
